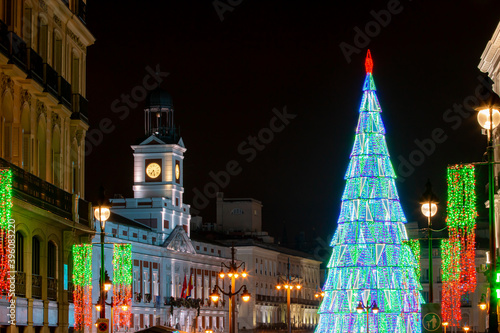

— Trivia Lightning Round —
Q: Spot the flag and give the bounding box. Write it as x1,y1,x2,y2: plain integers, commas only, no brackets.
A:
186,273,194,298
180,275,187,298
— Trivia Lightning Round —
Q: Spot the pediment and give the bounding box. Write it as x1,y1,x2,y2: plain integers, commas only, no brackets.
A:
163,226,196,254
140,135,167,145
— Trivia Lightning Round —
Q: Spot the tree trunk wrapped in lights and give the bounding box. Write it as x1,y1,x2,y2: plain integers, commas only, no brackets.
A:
73,244,93,330
315,50,423,333
113,243,133,329
441,165,477,326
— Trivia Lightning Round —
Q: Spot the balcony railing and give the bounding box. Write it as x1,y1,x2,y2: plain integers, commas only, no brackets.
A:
32,274,42,298
68,282,74,303
76,0,87,23
59,76,72,109
15,271,26,297
44,64,58,97
0,27,84,113
256,294,320,306
72,94,88,124
0,158,91,227
48,277,57,301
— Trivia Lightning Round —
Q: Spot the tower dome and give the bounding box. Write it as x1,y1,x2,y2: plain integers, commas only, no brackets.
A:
143,86,178,142
145,87,173,110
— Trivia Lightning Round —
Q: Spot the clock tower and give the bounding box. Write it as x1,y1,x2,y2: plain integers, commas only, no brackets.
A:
132,87,185,203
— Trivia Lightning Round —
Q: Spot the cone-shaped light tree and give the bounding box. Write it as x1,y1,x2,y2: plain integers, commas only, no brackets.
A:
315,51,423,333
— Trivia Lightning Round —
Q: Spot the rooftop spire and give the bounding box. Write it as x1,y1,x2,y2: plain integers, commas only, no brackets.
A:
365,49,373,74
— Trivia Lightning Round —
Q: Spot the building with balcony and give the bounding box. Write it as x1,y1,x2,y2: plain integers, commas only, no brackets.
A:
232,241,321,332
91,88,232,332
0,0,95,332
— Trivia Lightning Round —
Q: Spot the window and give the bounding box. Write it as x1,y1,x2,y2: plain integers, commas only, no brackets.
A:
23,7,33,47
164,220,169,229
37,17,48,62
15,232,23,272
71,53,80,93
142,235,147,240
133,233,138,238
231,208,244,215
133,270,139,293
48,241,56,278
123,230,128,236
153,272,159,296
53,32,62,72
32,237,40,275
144,271,150,294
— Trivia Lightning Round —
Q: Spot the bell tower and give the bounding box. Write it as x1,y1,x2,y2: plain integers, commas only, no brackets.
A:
132,87,185,203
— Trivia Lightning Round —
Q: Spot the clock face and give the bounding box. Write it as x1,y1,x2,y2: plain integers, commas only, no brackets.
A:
146,162,161,179
175,163,180,180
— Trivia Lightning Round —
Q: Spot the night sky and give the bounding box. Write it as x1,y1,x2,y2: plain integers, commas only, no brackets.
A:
85,1,500,247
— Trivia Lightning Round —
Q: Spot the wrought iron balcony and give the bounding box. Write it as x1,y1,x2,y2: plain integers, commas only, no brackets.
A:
76,0,87,23
32,274,42,298
15,271,26,297
72,94,88,124
48,277,57,301
59,76,72,109
0,157,91,227
44,64,58,98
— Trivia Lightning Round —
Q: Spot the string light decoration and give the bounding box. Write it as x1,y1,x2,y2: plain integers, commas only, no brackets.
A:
403,240,421,281
315,50,423,333
73,244,93,330
0,169,12,296
113,244,132,329
441,165,477,326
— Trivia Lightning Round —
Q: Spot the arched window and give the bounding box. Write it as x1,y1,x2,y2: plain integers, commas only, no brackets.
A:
37,116,46,179
2,91,13,162
51,126,61,187
21,103,31,171
47,241,57,300
15,231,23,272
32,237,40,275
47,241,56,278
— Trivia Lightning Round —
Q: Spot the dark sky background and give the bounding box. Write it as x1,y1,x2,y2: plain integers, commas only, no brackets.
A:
85,1,500,247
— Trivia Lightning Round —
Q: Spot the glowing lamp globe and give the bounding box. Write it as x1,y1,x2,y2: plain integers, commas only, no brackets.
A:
94,207,110,222
210,293,219,303
479,301,487,310
477,108,500,130
464,326,470,332
276,285,282,290
296,284,302,290
219,270,225,279
372,302,379,314
241,287,251,302
241,271,248,278
421,202,437,217
121,305,129,311
356,302,364,314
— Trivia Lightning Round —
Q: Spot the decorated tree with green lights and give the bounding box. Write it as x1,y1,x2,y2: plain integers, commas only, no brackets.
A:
315,51,423,333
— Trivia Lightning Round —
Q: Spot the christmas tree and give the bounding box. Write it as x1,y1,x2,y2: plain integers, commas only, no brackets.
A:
315,51,423,333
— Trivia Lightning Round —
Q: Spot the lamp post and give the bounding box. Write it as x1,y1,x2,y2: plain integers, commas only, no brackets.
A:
355,300,379,333
94,204,110,319
476,100,500,333
96,295,129,332
210,246,250,333
275,259,302,333
442,321,448,333
420,180,438,304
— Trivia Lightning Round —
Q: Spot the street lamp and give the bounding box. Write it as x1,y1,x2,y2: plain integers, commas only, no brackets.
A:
356,300,378,333
276,259,302,333
476,96,500,333
463,325,470,332
314,288,325,299
211,246,249,333
96,295,129,331
420,179,438,304
94,200,110,319
442,321,449,333
479,293,488,311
